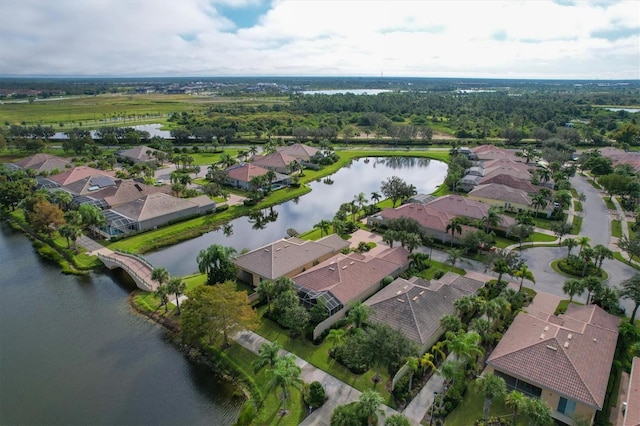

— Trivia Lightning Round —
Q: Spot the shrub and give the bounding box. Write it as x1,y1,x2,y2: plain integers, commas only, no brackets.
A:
234,400,257,426
215,204,228,212
433,270,445,279
304,381,327,409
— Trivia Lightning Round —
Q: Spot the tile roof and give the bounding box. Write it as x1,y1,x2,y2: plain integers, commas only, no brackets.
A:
471,145,520,161
292,246,410,305
231,235,350,280
598,147,640,172
468,183,532,206
482,158,532,173
377,203,479,238
250,152,299,170
487,304,619,409
48,166,116,186
624,357,640,426
116,145,161,162
366,274,485,345
481,166,532,181
478,174,543,193
225,163,270,182
14,153,71,173
111,192,199,221
425,195,517,228
63,175,118,196
276,143,319,161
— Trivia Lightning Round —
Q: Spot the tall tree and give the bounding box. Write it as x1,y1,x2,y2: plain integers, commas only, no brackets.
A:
180,281,258,348
325,328,346,350
405,356,419,393
268,354,303,415
357,390,385,426
151,267,170,288
78,203,106,238
314,219,332,237
446,217,463,247
562,279,585,303
353,192,368,219
446,330,484,369
514,264,535,293
505,391,526,426
620,274,640,322
166,277,186,315
347,302,371,330
253,341,282,372
477,373,507,420
563,238,578,257
196,244,237,285
256,279,276,313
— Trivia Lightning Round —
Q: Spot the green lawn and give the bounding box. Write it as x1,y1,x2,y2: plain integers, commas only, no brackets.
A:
255,313,395,406
571,216,583,235
573,200,583,213
444,383,522,426
604,198,616,210
614,252,640,269
612,220,622,238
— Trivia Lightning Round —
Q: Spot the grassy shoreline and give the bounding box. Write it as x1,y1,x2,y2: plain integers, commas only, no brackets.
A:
109,148,450,254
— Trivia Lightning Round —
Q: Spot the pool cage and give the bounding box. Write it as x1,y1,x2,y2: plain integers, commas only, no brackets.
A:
296,285,343,316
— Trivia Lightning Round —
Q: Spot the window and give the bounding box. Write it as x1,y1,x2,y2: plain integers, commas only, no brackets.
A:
557,397,576,416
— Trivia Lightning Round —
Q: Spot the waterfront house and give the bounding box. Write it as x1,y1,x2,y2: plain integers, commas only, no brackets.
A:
115,145,162,164
468,183,539,215
250,152,300,174
232,234,350,286
224,163,290,190
13,153,71,174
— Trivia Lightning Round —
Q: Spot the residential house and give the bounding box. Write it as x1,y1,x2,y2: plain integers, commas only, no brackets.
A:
425,194,515,231
486,304,620,425
13,153,71,174
102,193,215,237
115,145,162,164
47,166,116,187
66,178,171,209
225,163,290,190
365,272,486,354
250,152,300,174
623,357,640,426
478,173,545,194
369,203,478,245
471,145,521,162
276,143,319,161
468,183,541,215
598,147,640,172
232,235,350,287
292,246,410,339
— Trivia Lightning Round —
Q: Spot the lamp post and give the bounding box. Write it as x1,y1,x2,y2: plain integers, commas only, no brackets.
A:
429,391,438,425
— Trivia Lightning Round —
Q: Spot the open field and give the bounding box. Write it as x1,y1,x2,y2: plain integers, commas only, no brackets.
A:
0,94,286,128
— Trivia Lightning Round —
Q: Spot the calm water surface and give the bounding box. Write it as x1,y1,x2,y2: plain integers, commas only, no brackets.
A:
146,157,447,276
0,222,242,425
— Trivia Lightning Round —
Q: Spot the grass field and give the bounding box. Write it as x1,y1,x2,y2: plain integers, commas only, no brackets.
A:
612,220,622,238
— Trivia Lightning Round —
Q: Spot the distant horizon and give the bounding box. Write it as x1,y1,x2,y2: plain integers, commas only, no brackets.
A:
0,75,638,82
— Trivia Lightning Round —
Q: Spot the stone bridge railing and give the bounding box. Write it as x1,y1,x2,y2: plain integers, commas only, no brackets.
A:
98,251,155,292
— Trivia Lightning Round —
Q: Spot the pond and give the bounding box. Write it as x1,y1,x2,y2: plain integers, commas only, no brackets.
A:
145,157,447,276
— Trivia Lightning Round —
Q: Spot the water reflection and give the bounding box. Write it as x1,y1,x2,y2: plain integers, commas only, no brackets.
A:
145,157,447,276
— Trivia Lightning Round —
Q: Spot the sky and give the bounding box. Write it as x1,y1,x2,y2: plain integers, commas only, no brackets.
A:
0,0,639,79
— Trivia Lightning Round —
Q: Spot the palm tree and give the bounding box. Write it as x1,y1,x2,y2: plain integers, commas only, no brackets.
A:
593,244,613,271
268,354,303,415
151,267,170,289
563,238,578,257
481,206,502,233
446,330,484,369
353,192,368,219
514,264,535,293
78,203,106,238
539,168,552,183
582,276,602,305
505,391,526,426
253,341,282,372
52,190,73,211
58,223,82,253
153,284,170,313
347,302,371,330
265,169,276,185
385,414,412,426
454,294,478,322
325,328,345,350
531,194,548,217
522,397,553,426
431,341,446,365
357,390,385,426
577,236,591,254
217,152,236,169
314,219,332,237
370,191,382,205
447,248,464,271
446,217,463,247
420,352,436,377
580,247,596,277
405,356,419,393
257,280,275,313
620,274,640,322
166,277,186,315
196,244,237,285
438,359,463,387
469,318,491,343
562,279,585,303
248,145,259,157
477,374,507,420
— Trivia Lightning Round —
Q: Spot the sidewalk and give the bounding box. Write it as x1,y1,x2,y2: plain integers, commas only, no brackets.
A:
402,359,448,424
234,330,410,426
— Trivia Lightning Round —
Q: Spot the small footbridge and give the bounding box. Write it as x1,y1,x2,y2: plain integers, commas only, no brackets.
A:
96,249,157,292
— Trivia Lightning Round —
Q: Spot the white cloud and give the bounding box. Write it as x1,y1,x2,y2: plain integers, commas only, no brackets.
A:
0,0,637,78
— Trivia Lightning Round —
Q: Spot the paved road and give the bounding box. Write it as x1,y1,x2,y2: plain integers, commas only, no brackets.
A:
570,175,611,247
